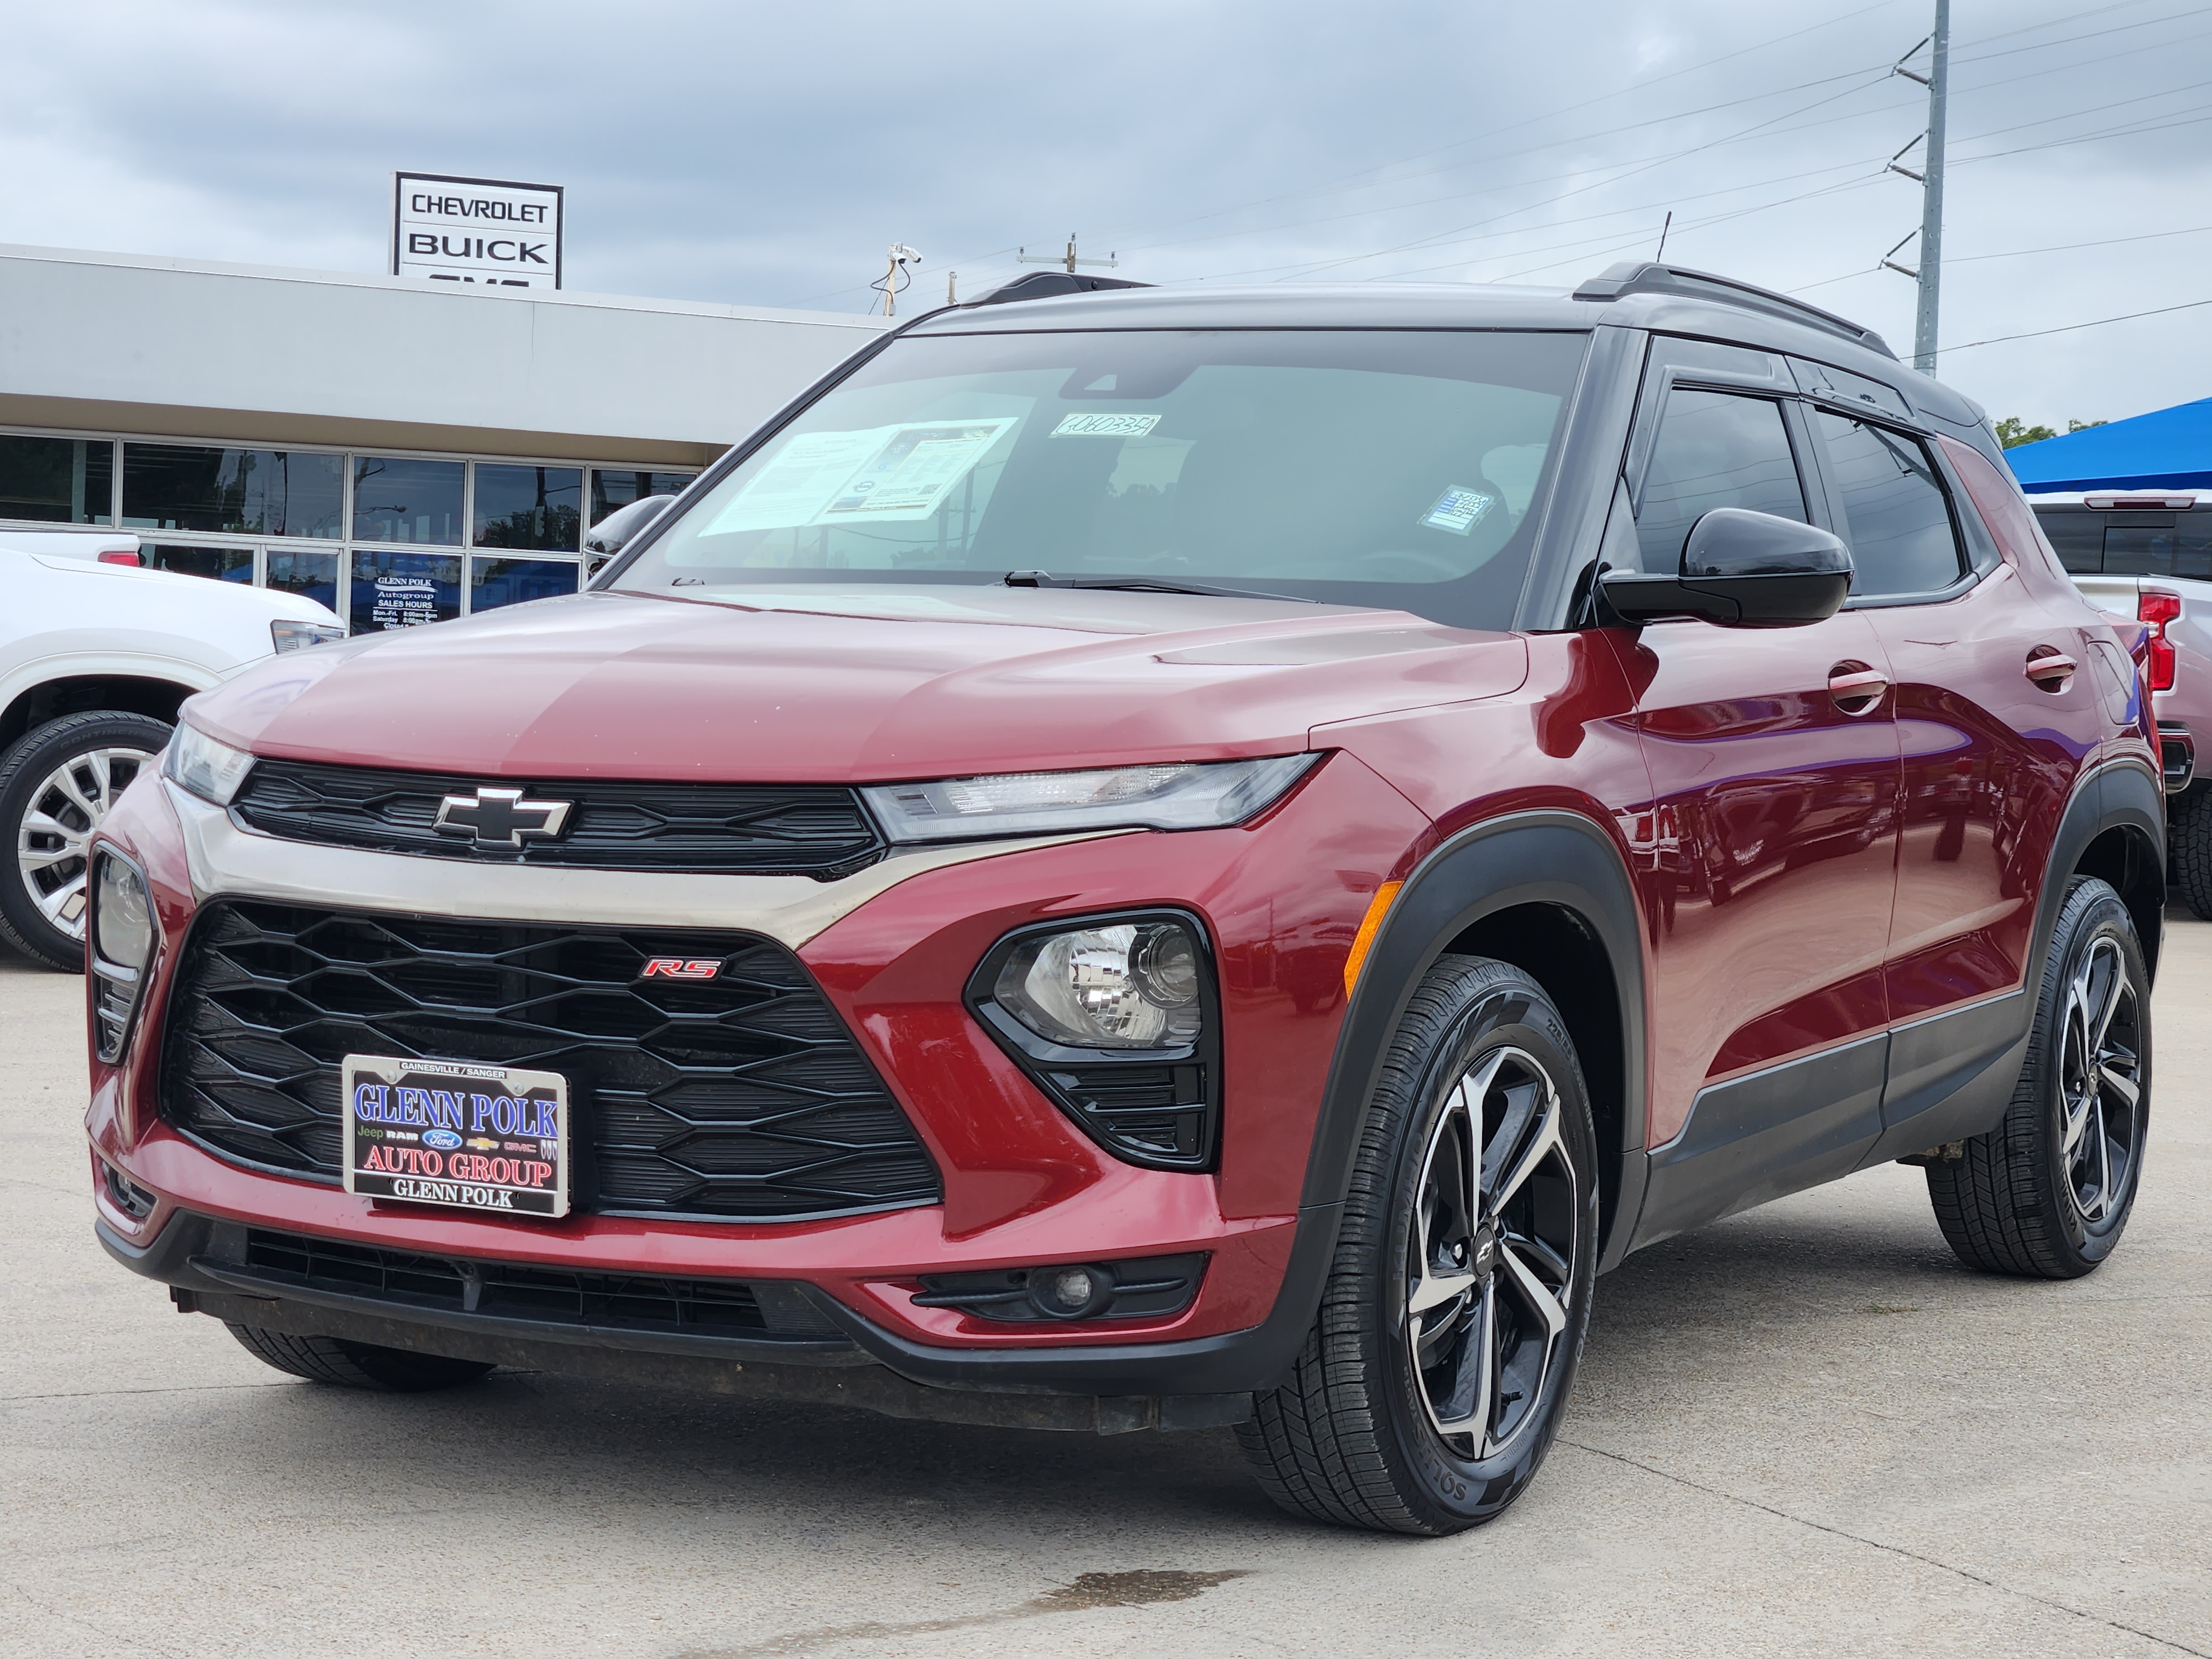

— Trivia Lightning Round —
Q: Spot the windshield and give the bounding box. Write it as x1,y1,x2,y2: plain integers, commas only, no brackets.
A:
610,328,1587,627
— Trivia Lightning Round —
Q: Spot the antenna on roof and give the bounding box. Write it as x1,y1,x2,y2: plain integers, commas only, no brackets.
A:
1655,212,1673,262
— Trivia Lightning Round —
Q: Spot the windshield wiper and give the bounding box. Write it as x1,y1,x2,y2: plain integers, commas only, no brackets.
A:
1003,570,1316,604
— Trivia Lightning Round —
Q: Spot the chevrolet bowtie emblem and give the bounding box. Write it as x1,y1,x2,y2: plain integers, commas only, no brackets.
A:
432,786,573,848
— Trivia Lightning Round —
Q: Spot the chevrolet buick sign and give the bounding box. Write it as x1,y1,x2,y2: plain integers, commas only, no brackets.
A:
392,171,564,289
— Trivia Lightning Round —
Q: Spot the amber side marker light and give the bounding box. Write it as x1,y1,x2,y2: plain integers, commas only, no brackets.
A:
1343,880,1405,998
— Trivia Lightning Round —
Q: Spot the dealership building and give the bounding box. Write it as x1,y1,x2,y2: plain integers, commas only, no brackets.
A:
0,243,890,630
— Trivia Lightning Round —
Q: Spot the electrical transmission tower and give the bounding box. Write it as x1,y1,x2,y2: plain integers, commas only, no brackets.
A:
1881,1,1950,373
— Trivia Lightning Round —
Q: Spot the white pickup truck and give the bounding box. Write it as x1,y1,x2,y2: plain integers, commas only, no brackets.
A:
0,534,344,969
2028,491,2212,917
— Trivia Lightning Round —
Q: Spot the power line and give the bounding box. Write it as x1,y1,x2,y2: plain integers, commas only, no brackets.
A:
1790,221,2212,295
1946,294,2212,352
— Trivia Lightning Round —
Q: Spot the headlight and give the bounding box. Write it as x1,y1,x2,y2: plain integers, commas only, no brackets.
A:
88,851,157,1063
272,619,347,654
860,754,1319,844
995,920,1203,1049
163,722,255,805
968,911,1219,1170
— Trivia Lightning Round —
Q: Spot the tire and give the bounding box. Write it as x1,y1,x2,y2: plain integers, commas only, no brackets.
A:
226,1323,496,1391
2170,785,2212,921
1238,957,1600,1535
0,710,173,971
1926,877,2151,1278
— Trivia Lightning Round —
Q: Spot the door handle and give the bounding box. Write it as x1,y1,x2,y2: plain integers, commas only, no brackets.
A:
2026,648,2078,690
1828,664,1890,714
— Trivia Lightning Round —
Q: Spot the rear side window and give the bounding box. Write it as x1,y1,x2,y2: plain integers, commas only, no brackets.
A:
1813,413,1963,597
2105,515,2212,579
2027,507,2212,577
1634,388,1807,568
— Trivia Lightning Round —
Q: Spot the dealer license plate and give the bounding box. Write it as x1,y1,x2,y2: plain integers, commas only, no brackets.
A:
342,1053,569,1219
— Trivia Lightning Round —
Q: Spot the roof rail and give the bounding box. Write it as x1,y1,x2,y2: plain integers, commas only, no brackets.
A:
1572,262,1896,361
971,271,1154,307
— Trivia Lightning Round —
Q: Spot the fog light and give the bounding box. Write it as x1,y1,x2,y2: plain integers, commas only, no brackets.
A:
1037,1265,1112,1318
995,919,1204,1050
88,850,157,1063
95,855,153,971
912,1253,1208,1324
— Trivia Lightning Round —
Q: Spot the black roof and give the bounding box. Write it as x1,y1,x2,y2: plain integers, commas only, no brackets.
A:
912,265,1986,435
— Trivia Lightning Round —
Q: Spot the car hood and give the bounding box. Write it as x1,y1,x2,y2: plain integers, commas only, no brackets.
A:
185,586,1529,782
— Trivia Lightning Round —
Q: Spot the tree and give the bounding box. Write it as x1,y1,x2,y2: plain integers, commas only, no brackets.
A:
2068,419,2108,433
1996,417,2058,448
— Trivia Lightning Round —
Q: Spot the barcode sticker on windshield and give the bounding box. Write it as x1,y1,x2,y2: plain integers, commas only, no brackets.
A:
1053,413,1161,437
1421,486,1497,536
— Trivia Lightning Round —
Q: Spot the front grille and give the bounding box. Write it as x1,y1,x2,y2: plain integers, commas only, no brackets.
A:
232,759,885,878
237,1227,842,1339
162,901,941,1222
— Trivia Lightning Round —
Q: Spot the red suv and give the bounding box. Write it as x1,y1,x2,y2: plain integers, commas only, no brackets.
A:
85,263,2162,1536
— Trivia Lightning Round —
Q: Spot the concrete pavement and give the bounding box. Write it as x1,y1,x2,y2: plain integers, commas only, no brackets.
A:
3,916,2206,1657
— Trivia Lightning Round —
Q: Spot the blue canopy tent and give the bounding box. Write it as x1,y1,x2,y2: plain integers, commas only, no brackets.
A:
2007,397,2212,493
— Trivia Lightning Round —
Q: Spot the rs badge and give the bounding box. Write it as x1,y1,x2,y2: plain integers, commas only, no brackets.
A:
640,958,722,980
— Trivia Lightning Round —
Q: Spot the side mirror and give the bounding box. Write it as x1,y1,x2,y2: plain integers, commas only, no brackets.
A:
582,493,676,577
1600,508,1853,628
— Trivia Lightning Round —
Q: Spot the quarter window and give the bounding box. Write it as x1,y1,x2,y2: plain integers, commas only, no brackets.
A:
1635,388,1807,569
1812,413,1963,597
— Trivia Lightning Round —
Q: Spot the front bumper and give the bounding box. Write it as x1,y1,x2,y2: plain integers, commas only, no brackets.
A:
97,1203,1337,1428
86,754,1429,1406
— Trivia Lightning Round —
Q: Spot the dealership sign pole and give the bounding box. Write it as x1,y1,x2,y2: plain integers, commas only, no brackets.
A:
391,173,564,289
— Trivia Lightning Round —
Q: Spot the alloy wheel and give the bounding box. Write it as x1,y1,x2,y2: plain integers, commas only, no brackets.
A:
2059,933,2142,1228
14,745,154,943
1405,1045,1579,1459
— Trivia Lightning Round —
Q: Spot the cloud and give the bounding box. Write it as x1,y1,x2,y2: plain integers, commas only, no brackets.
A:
3,0,2208,425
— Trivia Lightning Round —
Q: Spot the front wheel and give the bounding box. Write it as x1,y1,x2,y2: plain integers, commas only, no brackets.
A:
0,711,171,971
1238,957,1599,1534
227,1324,495,1391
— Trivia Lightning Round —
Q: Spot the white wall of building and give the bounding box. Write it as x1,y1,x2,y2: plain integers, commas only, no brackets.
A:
0,244,891,466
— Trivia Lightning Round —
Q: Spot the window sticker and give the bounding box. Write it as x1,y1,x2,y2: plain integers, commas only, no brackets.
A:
704,418,1017,533
1052,412,1161,438
822,419,1018,522
1421,486,1497,536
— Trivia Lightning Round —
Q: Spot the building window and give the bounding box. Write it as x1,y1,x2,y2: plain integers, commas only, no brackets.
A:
122,444,345,537
352,456,465,545
474,463,581,551
591,468,696,524
471,556,580,613
351,549,462,633
0,435,114,524
268,547,342,612
143,544,255,583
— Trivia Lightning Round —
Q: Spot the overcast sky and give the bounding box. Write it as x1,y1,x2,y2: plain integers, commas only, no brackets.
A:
6,0,2208,431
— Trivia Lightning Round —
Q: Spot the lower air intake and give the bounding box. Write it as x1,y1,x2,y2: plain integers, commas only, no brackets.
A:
161,901,941,1223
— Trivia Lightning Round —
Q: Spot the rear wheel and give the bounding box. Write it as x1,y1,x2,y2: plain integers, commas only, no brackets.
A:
2170,785,2212,921
1238,957,1598,1534
0,711,171,971
227,1324,496,1391
1926,877,2150,1277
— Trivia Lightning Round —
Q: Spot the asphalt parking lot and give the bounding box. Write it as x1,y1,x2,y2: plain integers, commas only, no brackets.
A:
3,915,2206,1659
